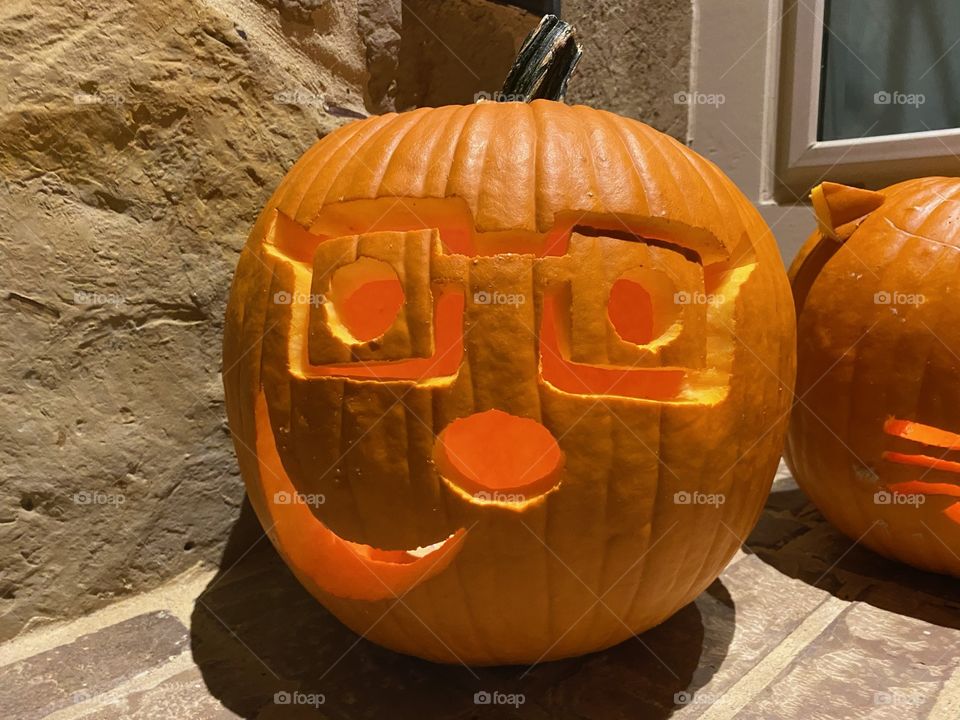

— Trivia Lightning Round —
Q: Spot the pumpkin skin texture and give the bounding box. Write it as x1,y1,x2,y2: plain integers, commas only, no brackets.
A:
223,100,796,664
787,178,960,578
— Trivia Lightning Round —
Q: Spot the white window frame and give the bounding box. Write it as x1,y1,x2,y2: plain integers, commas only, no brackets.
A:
688,0,960,261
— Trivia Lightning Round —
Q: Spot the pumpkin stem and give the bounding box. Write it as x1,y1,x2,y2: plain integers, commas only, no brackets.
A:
500,14,582,102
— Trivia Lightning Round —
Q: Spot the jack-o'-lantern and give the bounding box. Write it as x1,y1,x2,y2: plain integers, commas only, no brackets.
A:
222,19,795,663
787,178,960,578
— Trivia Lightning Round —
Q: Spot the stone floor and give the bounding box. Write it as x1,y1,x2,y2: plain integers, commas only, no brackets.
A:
2,463,960,719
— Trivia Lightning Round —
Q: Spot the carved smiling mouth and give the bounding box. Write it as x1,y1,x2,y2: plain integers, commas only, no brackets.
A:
252,392,467,601
882,417,960,524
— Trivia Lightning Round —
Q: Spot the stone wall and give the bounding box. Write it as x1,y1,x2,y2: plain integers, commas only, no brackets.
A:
0,0,691,640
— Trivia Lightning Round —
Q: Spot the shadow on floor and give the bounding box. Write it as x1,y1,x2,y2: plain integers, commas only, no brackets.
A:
747,476,960,631
191,501,735,719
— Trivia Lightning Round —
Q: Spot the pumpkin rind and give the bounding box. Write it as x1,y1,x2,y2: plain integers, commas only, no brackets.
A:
223,100,795,664
787,177,960,578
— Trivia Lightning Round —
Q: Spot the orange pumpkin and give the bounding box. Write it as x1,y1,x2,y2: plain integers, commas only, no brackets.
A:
787,178,960,577
222,98,795,663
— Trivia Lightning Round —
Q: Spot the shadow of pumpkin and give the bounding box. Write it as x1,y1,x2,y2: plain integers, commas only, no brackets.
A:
190,501,735,719
747,472,960,632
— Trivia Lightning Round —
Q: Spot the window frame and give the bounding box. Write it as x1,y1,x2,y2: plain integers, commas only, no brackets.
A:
777,0,960,199
688,0,960,260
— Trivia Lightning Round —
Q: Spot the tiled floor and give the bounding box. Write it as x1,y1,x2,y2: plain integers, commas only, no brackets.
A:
3,464,959,719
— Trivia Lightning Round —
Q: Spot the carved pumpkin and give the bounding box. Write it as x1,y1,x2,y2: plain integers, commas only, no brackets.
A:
787,178,960,577
222,99,795,663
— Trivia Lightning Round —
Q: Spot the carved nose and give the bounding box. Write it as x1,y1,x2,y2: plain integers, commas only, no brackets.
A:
434,409,563,499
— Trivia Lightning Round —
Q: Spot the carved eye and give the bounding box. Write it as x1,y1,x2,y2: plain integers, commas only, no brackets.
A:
607,268,680,346
329,258,405,342
261,216,464,382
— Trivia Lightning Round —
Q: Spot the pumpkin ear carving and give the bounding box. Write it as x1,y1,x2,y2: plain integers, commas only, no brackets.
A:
811,182,886,242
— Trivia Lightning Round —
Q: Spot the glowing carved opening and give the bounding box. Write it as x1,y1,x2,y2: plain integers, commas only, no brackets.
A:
302,292,464,381
329,258,404,342
882,417,960,525
305,200,741,265
607,268,680,346
884,418,960,450
883,418,960,474
265,208,735,397
540,293,686,400
434,409,563,498
883,452,960,475
253,392,466,600
609,279,653,344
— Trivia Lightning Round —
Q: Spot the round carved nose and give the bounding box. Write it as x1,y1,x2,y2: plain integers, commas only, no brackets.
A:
434,409,563,500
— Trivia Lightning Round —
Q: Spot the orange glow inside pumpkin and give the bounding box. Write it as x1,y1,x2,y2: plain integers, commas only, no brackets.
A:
608,279,654,344
434,409,563,498
330,257,405,342
267,208,729,399
882,417,960,524
884,418,960,450
541,293,686,400
607,268,680,346
882,417,960,475
306,198,736,262
253,392,466,600
883,452,960,475
302,292,464,381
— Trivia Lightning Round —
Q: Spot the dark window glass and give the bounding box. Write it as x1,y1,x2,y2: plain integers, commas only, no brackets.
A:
819,0,960,141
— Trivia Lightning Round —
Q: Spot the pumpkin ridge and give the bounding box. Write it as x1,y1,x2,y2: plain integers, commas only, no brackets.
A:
290,115,393,225
277,118,372,221
594,103,651,217
331,109,429,207
370,107,438,200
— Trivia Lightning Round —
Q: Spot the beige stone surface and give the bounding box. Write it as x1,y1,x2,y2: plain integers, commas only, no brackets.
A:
564,0,692,137
0,0,692,642
735,602,960,720
0,0,361,643
355,0,693,138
